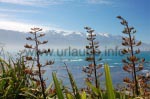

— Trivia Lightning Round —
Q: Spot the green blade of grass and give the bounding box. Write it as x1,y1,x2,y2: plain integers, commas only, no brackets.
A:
85,81,102,98
66,93,74,99
80,91,86,99
45,82,53,94
22,91,38,99
64,63,80,99
104,64,115,99
52,72,64,99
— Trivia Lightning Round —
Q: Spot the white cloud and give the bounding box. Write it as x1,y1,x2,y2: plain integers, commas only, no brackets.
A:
0,21,50,32
0,20,73,33
87,0,112,5
0,8,39,13
0,0,35,6
0,0,112,6
0,14,10,18
0,0,73,6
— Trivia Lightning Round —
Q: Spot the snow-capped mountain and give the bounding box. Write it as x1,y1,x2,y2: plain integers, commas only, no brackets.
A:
98,33,110,37
0,29,150,51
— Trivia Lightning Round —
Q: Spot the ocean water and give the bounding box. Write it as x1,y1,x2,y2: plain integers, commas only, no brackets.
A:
1,50,150,88
40,51,150,88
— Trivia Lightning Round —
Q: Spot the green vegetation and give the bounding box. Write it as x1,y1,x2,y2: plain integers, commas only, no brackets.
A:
0,16,149,99
104,64,115,99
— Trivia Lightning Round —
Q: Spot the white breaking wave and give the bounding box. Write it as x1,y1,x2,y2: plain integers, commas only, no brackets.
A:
109,66,117,68
70,59,83,62
61,58,84,62
113,63,122,65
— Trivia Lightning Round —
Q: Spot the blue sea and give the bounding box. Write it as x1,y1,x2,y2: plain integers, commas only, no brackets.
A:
39,51,150,88
1,50,150,88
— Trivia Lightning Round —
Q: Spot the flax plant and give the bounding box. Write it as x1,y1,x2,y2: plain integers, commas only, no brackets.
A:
24,27,54,99
82,27,102,99
117,16,146,97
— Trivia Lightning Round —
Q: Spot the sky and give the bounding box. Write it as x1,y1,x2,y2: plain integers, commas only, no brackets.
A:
0,0,150,43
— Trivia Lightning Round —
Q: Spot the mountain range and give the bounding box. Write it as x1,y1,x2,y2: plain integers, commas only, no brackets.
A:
0,29,150,51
